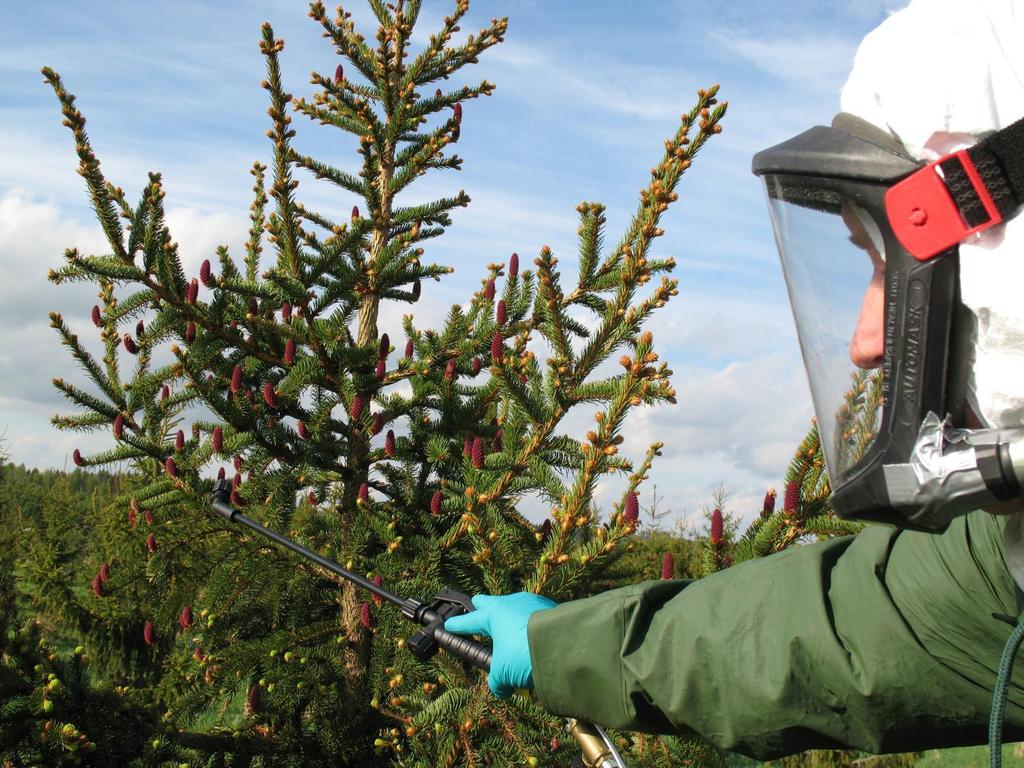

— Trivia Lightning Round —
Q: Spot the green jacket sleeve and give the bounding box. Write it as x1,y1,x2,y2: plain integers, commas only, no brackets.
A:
527,510,1024,759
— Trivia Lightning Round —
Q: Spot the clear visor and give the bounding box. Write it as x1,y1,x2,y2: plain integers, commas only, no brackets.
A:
763,177,887,485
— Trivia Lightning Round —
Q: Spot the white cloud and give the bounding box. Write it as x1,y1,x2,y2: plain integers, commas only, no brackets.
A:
710,31,860,93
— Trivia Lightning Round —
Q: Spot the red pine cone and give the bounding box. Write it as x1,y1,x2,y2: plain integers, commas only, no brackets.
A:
128,506,138,528
624,492,639,524
370,413,384,435
463,432,473,457
233,472,243,490
411,278,421,300
144,509,153,526
262,382,278,408
660,552,675,580
710,508,724,545
471,357,482,376
246,683,261,714
307,490,317,505
435,88,443,99
136,320,145,338
350,393,365,421
430,490,442,515
490,331,502,364
230,365,243,393
193,647,207,663
452,102,462,124
385,430,396,457
164,456,178,478
230,488,243,506
216,467,226,480
539,519,552,545
404,339,414,359
186,278,199,305
493,428,503,452
91,573,104,598
375,358,386,380
143,620,155,646
351,205,360,221
175,429,185,452
212,426,224,453
123,334,138,355
471,436,484,469
233,454,243,471
509,252,519,279
783,480,799,518
372,575,383,607
334,64,344,85
113,413,124,439
484,279,495,301
297,420,309,440
762,488,777,517
146,533,158,553
378,333,390,359
496,299,507,326
91,305,101,327
161,384,170,401
200,259,212,286
282,302,292,322
99,562,110,584
358,482,369,503
360,602,373,630
444,358,456,381
284,338,295,365
179,606,193,629
185,322,196,343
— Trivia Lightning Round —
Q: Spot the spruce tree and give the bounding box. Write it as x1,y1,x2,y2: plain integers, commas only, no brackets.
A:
43,1,726,765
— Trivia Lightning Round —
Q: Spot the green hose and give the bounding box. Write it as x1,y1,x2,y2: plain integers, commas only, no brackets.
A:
989,612,1024,768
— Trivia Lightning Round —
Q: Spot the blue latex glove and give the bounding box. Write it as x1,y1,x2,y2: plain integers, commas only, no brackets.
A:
443,592,557,698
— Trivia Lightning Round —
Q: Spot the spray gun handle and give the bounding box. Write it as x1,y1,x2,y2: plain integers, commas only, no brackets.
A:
406,590,492,672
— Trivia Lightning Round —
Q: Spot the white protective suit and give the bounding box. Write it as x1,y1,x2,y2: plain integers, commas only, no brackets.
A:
841,0,1024,430
840,0,1024,584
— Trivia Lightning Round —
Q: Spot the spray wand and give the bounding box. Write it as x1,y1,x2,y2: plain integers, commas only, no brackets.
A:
209,479,627,768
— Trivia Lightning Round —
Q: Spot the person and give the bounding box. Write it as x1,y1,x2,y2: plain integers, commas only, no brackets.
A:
444,0,1024,759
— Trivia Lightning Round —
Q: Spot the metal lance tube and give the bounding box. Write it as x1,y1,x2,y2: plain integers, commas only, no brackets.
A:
208,480,626,768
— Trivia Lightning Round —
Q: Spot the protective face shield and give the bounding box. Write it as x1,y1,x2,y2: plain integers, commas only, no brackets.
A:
753,113,1024,530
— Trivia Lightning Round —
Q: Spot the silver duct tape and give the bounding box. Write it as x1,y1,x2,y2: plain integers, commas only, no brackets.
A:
882,413,1024,529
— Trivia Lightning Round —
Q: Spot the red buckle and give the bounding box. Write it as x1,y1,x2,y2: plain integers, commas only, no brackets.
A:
885,149,1003,261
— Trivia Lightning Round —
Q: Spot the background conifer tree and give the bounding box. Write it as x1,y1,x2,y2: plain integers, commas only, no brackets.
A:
42,1,727,765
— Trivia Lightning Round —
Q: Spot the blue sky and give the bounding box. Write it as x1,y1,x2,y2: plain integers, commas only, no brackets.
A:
0,0,904,528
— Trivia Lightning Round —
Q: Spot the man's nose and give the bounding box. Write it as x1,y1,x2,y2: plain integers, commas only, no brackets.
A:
849,272,885,369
